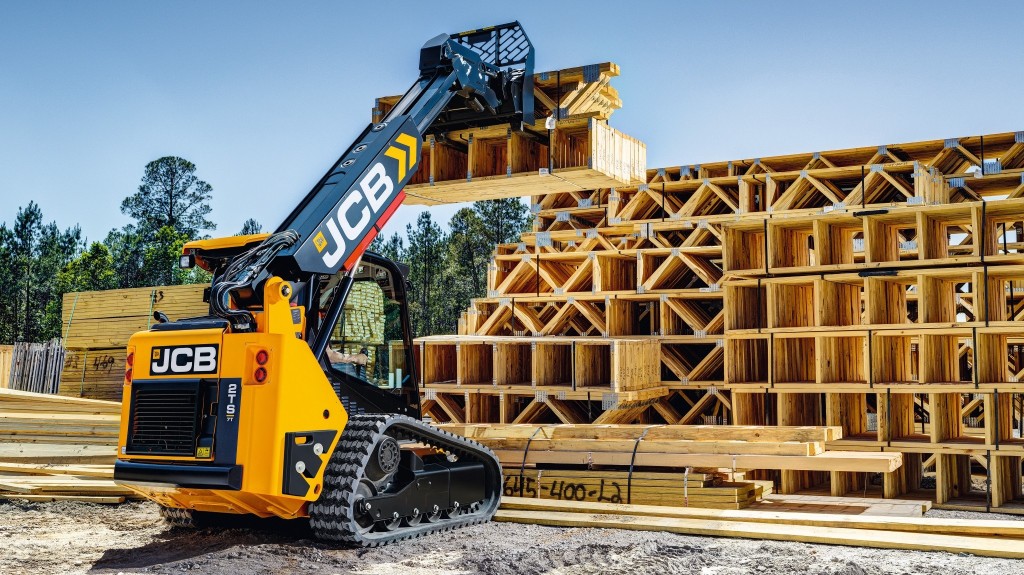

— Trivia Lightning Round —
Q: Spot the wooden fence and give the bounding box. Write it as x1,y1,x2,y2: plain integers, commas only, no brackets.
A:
8,339,65,394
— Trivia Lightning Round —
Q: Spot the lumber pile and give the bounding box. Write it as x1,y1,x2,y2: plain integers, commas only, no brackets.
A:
62,284,207,349
0,462,132,503
440,424,901,510
0,387,120,500
59,278,389,400
504,468,760,509
0,389,119,463
497,497,1024,560
0,389,125,502
374,62,646,205
331,282,387,377
60,284,207,401
413,80,1024,513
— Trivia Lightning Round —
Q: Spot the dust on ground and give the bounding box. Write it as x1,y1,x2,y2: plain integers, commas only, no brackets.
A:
1,500,1023,575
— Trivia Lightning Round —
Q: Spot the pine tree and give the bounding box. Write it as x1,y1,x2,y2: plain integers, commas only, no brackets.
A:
108,156,217,288
121,156,215,238
0,202,81,343
405,212,446,337
237,218,263,235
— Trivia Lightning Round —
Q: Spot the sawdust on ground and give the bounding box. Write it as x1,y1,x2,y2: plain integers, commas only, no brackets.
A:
1,500,1023,575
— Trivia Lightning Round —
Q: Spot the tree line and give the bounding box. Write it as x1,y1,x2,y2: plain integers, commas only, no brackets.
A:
0,156,529,344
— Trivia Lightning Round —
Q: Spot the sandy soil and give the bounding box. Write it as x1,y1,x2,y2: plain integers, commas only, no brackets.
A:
2,501,1023,575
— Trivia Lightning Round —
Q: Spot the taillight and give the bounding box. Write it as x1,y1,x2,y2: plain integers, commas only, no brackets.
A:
254,367,268,383
255,350,269,365
125,349,135,384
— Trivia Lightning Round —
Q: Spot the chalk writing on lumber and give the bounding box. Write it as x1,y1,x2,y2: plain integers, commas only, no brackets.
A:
505,475,655,504
506,475,623,502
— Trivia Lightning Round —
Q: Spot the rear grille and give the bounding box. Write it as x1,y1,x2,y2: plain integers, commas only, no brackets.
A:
126,382,202,456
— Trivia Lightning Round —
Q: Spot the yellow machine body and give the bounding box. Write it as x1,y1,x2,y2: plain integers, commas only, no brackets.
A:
116,277,347,519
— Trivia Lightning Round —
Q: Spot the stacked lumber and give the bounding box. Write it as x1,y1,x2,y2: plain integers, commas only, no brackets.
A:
440,424,901,510
61,284,206,349
505,468,759,509
60,284,206,400
373,62,646,205
0,389,118,464
58,281,389,399
443,424,899,472
412,96,1024,512
497,497,1024,560
333,282,387,377
0,462,132,503
0,389,124,502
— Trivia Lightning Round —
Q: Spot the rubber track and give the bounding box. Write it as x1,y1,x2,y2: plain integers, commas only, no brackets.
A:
308,414,502,546
159,505,197,528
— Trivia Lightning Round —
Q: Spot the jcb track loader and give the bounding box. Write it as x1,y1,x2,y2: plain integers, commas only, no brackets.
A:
113,22,536,546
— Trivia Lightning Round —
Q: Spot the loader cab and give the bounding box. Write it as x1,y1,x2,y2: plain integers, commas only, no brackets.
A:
313,252,420,419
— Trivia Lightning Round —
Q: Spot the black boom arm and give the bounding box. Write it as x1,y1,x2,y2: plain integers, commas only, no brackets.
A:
272,22,534,278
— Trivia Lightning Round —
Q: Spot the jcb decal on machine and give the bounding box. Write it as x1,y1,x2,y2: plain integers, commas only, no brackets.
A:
314,162,396,268
308,127,418,270
150,345,219,375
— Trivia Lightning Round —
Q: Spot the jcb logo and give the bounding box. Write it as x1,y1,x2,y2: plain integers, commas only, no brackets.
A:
312,133,417,268
150,345,219,375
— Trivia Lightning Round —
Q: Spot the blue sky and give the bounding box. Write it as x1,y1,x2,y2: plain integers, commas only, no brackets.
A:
2,1,1023,242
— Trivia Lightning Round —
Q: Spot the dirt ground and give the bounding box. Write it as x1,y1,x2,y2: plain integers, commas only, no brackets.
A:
2,501,1023,575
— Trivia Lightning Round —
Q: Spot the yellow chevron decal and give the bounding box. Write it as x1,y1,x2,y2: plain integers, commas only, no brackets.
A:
384,133,419,181
384,147,407,181
396,133,418,169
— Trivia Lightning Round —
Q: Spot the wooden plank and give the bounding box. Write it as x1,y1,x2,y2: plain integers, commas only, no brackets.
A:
500,497,1024,538
0,462,114,478
0,494,125,504
0,443,116,464
489,448,901,473
494,509,1024,559
0,477,134,495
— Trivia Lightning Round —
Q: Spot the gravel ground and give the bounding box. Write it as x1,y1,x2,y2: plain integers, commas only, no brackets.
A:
1,501,1023,575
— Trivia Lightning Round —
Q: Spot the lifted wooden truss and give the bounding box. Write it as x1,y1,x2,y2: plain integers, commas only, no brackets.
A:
374,62,647,205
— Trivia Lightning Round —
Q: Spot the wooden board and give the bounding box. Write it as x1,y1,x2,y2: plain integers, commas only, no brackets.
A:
0,345,12,389
500,497,1024,543
489,448,902,473
0,494,125,504
494,509,1024,559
